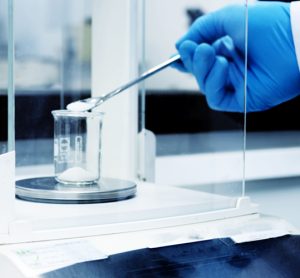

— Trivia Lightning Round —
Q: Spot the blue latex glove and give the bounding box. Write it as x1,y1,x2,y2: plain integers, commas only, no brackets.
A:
174,2,300,112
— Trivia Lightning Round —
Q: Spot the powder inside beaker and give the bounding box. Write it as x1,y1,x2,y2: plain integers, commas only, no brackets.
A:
58,167,98,183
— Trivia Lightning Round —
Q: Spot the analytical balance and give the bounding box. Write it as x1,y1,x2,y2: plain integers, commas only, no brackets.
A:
0,0,287,276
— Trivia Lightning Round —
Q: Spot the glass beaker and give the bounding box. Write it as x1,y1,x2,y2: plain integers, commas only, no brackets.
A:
52,110,104,185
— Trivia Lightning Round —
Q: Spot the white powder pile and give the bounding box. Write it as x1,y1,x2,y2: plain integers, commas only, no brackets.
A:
58,167,97,183
66,101,94,112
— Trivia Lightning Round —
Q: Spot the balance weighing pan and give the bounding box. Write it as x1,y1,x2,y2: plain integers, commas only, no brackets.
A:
16,177,137,204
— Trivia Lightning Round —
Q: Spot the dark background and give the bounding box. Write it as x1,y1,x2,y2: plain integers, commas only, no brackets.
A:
1,89,300,140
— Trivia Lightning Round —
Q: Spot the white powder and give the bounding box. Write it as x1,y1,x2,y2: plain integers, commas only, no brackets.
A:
58,167,98,183
66,101,94,112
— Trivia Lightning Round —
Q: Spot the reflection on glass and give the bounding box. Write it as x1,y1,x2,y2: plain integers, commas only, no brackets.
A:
0,0,9,154
143,0,247,207
10,0,248,215
13,0,92,169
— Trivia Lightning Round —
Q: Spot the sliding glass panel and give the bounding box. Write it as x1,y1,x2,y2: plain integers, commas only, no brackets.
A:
14,0,92,176
244,0,300,228
141,0,248,211
0,0,14,154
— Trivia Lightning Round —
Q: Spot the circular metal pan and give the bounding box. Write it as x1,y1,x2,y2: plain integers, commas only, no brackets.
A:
16,177,137,204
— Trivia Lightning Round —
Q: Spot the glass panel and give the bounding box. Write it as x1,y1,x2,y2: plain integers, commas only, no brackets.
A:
0,0,7,154
14,0,92,174
142,0,247,210
8,0,252,239
244,1,300,228
0,0,13,154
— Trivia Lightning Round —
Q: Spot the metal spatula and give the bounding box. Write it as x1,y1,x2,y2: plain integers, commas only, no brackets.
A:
66,54,181,112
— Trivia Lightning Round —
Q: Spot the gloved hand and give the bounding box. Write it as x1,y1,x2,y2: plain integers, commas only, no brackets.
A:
174,2,300,112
